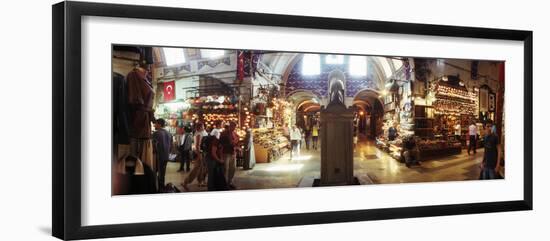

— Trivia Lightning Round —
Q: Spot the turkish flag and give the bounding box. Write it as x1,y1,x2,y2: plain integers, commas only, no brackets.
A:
163,81,175,101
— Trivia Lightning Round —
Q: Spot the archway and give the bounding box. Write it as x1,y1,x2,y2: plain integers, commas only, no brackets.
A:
286,89,321,129
353,89,385,140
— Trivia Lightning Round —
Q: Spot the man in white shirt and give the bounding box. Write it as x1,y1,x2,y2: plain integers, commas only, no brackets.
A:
210,121,222,139
290,125,302,160
468,122,478,155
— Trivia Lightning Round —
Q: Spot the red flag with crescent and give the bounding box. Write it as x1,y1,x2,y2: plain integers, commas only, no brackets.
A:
163,80,175,101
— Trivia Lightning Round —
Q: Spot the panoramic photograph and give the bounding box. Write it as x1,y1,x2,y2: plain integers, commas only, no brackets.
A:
111,45,505,195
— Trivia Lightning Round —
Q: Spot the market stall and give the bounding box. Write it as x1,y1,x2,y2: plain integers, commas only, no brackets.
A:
252,128,289,163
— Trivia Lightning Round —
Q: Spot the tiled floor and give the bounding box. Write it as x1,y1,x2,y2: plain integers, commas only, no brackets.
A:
165,139,485,192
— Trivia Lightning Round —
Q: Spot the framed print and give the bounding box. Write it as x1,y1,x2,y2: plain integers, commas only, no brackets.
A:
52,1,533,240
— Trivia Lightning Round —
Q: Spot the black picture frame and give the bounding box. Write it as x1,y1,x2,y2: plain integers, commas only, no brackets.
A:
52,1,533,240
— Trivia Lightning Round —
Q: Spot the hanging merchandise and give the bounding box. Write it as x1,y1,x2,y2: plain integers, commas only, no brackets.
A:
479,88,488,112
127,67,154,139
433,84,478,116
489,93,496,111
187,95,237,113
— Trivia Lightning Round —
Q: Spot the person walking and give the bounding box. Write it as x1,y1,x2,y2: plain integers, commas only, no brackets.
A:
152,118,172,189
182,123,208,191
219,122,239,189
177,126,193,172
304,127,311,150
210,121,223,139
480,122,501,179
206,131,228,191
311,123,319,150
290,125,302,160
468,121,478,155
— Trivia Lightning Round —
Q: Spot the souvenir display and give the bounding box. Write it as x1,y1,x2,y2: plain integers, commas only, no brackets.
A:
252,128,289,163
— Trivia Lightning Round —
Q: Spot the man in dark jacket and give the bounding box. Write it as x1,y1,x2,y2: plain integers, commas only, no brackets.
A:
177,126,193,172
480,122,501,179
153,118,172,188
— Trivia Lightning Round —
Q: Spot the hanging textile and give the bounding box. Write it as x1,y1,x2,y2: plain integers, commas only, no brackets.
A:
113,72,130,145
130,138,155,171
127,67,154,139
479,88,489,112
403,59,411,80
237,50,246,81
471,61,479,80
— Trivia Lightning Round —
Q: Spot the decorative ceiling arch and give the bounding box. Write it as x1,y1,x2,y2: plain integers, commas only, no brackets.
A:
353,88,384,114
257,52,300,83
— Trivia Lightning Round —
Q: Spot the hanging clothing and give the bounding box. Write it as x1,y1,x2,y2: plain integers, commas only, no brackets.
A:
130,138,155,171
113,72,130,144
127,67,154,139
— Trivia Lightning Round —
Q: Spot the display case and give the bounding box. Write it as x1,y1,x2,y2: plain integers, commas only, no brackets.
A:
416,139,462,160
414,105,434,138
252,128,289,163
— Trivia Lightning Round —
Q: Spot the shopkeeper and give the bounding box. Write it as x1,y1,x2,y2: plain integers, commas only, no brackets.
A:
388,122,398,141
454,123,461,139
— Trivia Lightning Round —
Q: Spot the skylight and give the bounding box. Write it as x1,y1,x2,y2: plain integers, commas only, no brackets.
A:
392,59,403,70
325,55,344,64
302,54,320,75
376,57,393,78
349,56,367,76
201,49,225,59
163,47,186,66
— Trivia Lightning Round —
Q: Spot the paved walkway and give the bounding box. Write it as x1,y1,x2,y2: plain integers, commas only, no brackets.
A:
165,140,484,192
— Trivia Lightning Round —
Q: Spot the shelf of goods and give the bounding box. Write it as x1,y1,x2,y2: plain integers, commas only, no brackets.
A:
414,105,434,138
434,85,477,116
252,128,289,163
375,137,404,161
416,139,462,160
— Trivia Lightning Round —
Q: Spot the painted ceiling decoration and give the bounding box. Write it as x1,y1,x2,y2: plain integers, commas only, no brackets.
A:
197,56,232,69
284,55,380,98
163,64,191,76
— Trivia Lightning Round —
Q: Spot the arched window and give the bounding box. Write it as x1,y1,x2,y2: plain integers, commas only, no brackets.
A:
349,56,367,76
163,47,186,66
302,54,320,75
201,49,225,59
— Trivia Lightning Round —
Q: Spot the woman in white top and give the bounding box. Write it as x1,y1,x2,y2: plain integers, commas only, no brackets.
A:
468,122,478,155
290,125,302,160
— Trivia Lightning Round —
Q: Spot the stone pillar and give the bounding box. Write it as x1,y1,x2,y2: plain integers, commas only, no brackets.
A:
319,70,356,186
320,104,355,185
